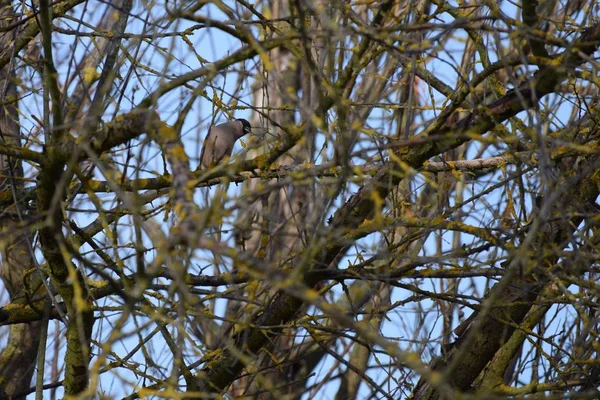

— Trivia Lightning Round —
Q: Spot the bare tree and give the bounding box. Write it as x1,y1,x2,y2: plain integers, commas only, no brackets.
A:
0,0,599,398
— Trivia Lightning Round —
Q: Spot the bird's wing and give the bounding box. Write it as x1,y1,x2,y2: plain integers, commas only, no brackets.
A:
199,128,212,168
211,132,231,163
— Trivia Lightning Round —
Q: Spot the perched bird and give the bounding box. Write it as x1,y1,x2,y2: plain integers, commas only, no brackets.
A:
200,119,251,169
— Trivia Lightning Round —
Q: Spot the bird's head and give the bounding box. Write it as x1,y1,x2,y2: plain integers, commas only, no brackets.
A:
236,118,252,136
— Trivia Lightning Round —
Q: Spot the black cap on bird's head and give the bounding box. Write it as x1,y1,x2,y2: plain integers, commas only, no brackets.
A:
236,118,251,135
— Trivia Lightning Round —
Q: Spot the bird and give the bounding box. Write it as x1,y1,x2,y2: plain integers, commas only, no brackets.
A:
200,119,251,169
